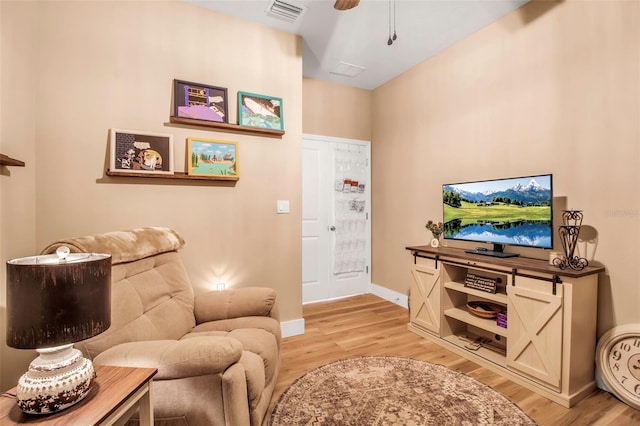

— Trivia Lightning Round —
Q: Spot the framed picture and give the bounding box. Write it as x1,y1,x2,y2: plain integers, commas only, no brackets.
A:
174,79,228,123
187,137,239,179
237,91,283,131
109,129,174,175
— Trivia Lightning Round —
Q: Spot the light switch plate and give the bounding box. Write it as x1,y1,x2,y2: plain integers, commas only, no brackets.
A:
277,200,290,214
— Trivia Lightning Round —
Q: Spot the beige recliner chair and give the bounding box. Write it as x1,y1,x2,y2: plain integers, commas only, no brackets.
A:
41,227,281,426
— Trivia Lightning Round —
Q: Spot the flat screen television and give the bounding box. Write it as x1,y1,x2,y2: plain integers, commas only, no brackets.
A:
442,174,553,258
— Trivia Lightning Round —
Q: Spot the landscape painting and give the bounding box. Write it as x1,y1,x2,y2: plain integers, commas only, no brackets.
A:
187,137,238,180
237,91,283,130
442,175,552,247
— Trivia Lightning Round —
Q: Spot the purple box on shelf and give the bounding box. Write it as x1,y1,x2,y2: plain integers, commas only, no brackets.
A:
496,312,507,328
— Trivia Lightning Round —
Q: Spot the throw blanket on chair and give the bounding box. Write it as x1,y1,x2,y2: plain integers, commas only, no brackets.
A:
41,226,185,264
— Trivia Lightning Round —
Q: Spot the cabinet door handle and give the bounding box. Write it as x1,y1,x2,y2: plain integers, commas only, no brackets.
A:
329,226,336,231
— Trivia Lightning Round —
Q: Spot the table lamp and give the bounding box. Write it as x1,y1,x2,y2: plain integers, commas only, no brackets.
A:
6,247,111,414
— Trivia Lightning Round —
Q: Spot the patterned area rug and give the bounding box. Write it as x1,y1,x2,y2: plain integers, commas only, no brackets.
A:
270,356,536,425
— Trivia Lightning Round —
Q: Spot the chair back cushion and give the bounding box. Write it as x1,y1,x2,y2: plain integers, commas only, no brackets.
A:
41,227,196,359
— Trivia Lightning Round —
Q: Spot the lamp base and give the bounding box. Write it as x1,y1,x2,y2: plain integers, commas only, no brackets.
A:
16,344,96,414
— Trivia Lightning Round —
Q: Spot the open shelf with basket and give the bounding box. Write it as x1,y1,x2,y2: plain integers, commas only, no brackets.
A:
441,264,509,359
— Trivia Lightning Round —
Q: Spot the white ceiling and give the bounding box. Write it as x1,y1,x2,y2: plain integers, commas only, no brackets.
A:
186,0,529,90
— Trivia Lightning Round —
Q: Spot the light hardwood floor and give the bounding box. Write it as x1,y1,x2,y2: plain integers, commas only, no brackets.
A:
271,294,639,425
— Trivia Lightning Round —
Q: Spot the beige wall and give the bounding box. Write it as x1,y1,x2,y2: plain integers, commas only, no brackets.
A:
371,0,640,336
0,0,39,392
0,1,302,390
303,77,372,141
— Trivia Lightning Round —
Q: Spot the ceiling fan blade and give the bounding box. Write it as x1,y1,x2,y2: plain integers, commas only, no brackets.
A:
334,0,360,11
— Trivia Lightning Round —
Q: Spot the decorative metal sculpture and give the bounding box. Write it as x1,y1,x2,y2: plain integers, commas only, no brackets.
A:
553,210,588,270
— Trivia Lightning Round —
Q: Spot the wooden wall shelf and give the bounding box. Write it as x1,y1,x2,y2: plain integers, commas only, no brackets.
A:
106,170,239,181
0,154,25,167
168,117,285,138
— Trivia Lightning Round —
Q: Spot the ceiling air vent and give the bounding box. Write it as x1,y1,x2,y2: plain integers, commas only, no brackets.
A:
265,0,307,23
330,62,366,78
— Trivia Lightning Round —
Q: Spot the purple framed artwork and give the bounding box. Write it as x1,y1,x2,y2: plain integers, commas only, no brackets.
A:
174,79,228,123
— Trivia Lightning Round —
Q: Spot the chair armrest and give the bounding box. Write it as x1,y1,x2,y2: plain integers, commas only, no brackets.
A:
92,336,242,380
194,287,278,324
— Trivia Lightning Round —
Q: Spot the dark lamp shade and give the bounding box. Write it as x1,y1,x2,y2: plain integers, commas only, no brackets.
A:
6,253,111,349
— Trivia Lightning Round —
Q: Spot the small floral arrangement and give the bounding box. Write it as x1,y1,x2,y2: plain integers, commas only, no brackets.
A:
425,220,444,238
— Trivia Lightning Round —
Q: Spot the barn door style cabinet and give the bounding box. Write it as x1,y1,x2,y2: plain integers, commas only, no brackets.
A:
406,245,604,408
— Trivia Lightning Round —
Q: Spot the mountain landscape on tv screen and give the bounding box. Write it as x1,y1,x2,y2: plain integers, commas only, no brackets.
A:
443,178,551,205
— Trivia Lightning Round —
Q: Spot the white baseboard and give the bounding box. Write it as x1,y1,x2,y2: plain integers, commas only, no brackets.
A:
281,318,305,338
369,283,408,309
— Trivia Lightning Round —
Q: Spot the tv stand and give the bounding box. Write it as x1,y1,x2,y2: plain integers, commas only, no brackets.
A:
405,245,604,408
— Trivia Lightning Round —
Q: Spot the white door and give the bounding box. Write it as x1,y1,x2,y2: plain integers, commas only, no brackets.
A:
302,134,371,303
302,139,330,303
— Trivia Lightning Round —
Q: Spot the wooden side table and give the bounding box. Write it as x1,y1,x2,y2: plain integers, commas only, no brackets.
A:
0,365,157,425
